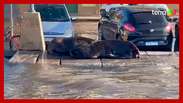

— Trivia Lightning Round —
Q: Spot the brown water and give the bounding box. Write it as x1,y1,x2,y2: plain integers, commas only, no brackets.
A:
4,54,179,99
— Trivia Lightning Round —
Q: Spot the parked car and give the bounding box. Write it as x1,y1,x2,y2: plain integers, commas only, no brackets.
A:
98,6,174,50
34,4,75,42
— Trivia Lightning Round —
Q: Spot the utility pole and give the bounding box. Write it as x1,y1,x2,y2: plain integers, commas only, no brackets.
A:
31,4,36,12
10,4,14,37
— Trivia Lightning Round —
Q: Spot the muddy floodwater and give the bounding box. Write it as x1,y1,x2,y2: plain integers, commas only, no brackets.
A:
4,53,179,99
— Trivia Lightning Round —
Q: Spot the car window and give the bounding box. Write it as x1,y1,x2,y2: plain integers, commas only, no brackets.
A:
132,12,167,25
117,9,136,25
35,5,70,22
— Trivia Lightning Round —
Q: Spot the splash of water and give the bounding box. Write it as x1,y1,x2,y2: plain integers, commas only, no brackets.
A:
39,51,47,64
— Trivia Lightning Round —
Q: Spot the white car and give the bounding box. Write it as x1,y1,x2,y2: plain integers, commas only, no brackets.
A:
34,4,75,42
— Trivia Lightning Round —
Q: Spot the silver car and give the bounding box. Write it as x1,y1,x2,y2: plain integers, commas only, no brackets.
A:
34,4,75,42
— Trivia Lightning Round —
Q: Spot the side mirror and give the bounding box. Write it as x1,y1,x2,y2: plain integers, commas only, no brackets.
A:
71,17,76,21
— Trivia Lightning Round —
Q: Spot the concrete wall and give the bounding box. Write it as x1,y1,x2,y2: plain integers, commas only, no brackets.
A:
20,12,46,51
4,4,30,34
78,4,100,16
4,5,45,51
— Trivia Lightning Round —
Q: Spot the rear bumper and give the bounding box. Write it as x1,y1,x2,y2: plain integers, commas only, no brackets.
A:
128,34,170,47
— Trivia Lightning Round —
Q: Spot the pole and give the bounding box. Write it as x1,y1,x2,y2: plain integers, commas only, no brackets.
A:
171,23,176,53
31,4,35,12
10,4,14,37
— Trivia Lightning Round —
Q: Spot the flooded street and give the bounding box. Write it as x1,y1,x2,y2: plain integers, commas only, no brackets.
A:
4,20,179,99
4,54,179,99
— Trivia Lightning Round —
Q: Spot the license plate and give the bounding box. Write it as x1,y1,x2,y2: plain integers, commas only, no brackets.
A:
145,41,158,46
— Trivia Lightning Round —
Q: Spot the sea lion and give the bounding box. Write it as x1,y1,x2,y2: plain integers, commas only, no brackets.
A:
70,40,139,59
47,37,94,56
47,37,75,56
47,37,139,59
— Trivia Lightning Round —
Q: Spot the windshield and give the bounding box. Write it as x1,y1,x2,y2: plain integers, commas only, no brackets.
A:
132,12,167,25
35,5,70,22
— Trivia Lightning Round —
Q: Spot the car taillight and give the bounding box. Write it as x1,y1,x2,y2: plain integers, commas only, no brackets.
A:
123,23,136,32
165,23,173,33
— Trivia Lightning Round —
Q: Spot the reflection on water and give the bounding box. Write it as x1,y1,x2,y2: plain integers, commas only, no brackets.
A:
4,55,179,99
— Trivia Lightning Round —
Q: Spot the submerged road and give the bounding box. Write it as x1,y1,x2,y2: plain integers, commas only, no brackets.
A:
4,53,179,99
4,20,179,99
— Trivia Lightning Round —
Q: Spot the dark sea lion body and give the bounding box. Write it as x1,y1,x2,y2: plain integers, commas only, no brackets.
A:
70,40,139,59
47,37,94,56
47,37,75,56
47,37,139,59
